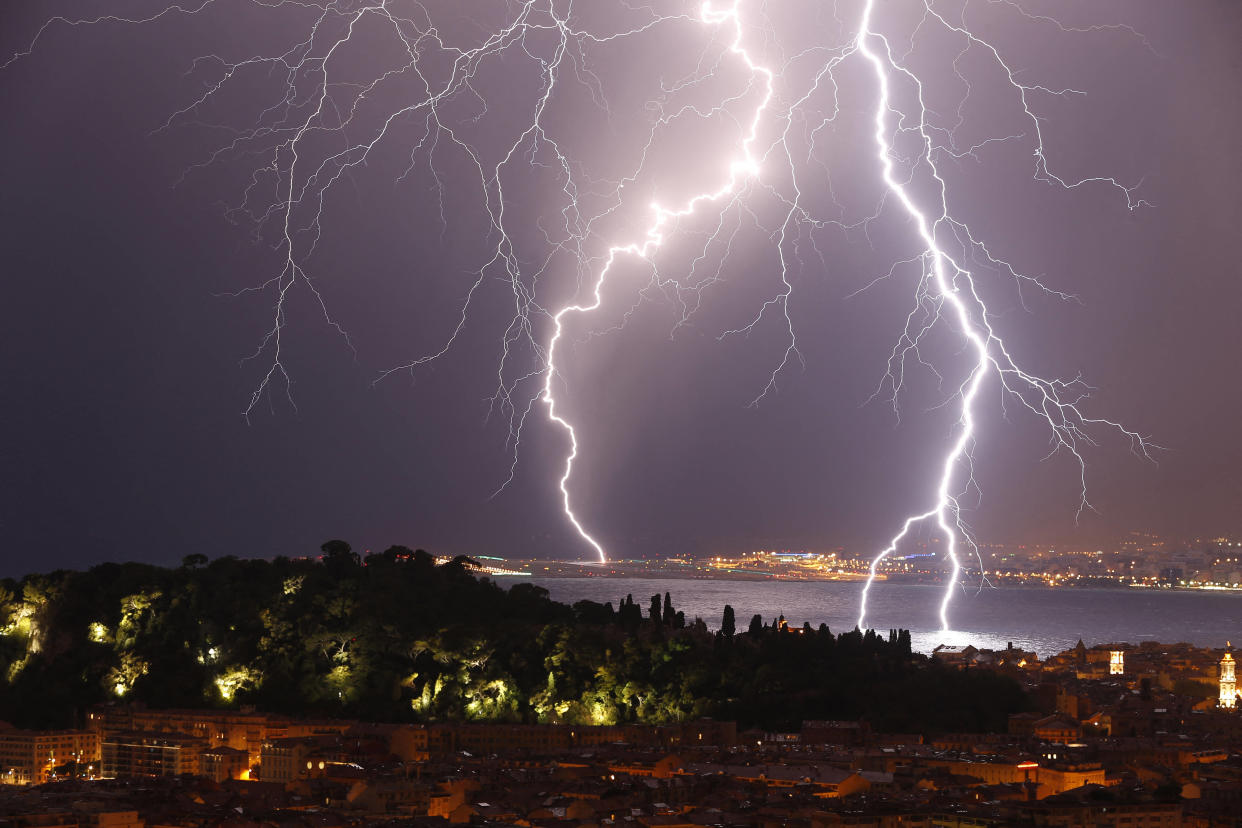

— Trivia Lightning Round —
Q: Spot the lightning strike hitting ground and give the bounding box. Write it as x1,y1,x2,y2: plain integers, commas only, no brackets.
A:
541,1,774,563
851,0,1154,631
7,1,1155,624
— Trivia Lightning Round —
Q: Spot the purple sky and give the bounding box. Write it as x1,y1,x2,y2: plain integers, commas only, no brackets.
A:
2,0,1240,574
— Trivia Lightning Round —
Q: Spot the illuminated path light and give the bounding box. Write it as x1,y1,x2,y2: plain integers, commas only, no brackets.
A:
7,1,1156,612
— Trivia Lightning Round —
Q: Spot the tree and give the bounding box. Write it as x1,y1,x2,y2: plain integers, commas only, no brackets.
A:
181,554,208,569
748,614,764,637
661,592,674,626
320,541,360,573
367,545,414,567
619,595,642,629
321,539,352,556
573,600,616,626
649,594,662,624
0,544,1031,734
721,605,736,639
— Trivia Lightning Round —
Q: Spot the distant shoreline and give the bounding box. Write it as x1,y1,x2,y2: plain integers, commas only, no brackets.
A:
492,569,1242,594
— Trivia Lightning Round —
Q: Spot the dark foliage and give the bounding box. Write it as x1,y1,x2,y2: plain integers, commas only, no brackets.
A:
0,548,1030,732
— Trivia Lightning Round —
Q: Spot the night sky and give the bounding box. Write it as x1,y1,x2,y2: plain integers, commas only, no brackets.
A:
2,0,1240,576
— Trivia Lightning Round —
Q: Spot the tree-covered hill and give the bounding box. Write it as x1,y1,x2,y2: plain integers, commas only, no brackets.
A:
0,543,1028,732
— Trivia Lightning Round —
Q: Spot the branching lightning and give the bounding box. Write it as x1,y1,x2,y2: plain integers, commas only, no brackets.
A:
851,0,1154,632
540,0,774,562
7,0,1156,623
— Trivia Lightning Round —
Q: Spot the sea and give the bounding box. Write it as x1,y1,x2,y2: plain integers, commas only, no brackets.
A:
493,576,1242,658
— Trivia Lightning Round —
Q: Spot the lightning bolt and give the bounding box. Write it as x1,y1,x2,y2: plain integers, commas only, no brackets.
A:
6,0,786,565
541,0,774,562
6,1,1156,600
852,0,1154,632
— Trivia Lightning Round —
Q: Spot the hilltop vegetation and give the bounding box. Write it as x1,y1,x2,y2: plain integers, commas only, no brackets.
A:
0,543,1028,731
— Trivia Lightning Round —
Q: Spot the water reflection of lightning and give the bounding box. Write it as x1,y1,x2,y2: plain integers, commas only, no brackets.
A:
7,1,1154,599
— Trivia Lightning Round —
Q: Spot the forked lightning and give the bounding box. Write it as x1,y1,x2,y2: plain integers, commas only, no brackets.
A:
7,0,1155,627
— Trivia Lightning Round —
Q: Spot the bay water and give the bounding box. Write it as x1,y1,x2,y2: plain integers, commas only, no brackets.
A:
497,576,1242,658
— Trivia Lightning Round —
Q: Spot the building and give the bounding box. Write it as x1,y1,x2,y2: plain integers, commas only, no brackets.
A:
257,737,317,783
1031,715,1082,744
0,728,99,786
347,776,433,814
199,745,249,782
932,644,977,667
678,762,871,797
418,720,734,756
346,722,429,762
1022,786,1181,827
802,720,871,747
100,732,204,779
925,758,1106,799
607,753,682,779
87,706,352,768
1109,649,1124,675
6,812,144,828
1221,644,1237,709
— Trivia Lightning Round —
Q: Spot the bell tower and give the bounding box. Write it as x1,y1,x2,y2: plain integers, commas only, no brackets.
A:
1221,644,1237,710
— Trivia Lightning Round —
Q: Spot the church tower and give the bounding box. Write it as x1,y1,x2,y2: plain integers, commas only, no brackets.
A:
1221,644,1237,710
